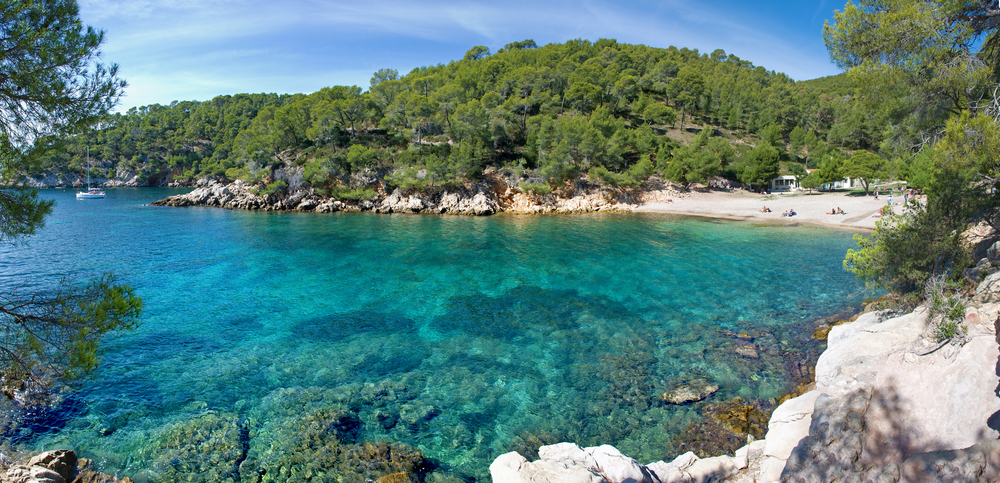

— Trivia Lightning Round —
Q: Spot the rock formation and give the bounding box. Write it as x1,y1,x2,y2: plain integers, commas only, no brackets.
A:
2,449,132,483
150,172,686,216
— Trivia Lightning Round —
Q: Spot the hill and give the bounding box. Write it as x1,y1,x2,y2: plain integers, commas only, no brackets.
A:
22,39,881,195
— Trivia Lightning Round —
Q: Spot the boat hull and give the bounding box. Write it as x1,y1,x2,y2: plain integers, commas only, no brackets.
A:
76,192,105,199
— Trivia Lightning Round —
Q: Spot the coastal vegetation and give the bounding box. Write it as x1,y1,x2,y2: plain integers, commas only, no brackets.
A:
835,0,1000,302
25,39,893,196
0,0,141,396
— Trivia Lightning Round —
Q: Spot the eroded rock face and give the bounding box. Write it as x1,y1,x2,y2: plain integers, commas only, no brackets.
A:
779,301,1000,482
150,172,664,216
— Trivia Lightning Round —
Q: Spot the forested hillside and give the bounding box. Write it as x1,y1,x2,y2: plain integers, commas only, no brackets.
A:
28,39,885,195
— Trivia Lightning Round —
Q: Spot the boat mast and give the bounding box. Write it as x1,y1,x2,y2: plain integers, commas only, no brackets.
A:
86,146,90,190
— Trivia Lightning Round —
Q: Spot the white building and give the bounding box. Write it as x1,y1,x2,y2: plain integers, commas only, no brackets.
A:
770,175,799,192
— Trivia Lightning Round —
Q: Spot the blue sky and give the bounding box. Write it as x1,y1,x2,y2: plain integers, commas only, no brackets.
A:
78,0,845,112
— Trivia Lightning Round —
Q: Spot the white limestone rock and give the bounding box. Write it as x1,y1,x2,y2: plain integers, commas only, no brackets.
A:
584,445,655,483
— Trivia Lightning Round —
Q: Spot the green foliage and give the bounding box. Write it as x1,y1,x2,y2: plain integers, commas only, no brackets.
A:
0,1,142,398
0,189,54,245
0,0,126,167
737,144,780,187
328,186,377,201
518,180,553,195
642,102,677,126
664,128,734,186
758,125,781,148
825,0,992,156
384,167,432,193
0,274,142,395
924,276,967,342
800,172,822,191
28,39,873,196
464,45,491,60
260,180,288,196
789,126,806,158
842,150,885,194
588,154,655,188
844,202,972,294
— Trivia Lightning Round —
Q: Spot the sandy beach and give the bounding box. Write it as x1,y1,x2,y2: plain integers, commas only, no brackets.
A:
636,189,907,230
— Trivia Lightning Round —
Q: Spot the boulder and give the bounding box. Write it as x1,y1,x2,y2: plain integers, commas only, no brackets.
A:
974,271,1000,304
26,450,76,482
660,379,719,404
489,443,607,483
586,445,655,483
5,466,66,483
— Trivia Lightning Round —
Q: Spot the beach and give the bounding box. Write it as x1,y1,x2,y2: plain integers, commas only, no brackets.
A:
637,189,907,230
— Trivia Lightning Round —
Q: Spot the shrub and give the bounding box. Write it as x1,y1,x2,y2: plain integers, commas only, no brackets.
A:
519,180,553,194
924,275,966,342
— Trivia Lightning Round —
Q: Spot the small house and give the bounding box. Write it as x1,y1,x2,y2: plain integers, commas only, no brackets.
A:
770,175,799,192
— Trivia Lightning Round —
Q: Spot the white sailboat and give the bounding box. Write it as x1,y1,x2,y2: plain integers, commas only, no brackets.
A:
76,146,105,199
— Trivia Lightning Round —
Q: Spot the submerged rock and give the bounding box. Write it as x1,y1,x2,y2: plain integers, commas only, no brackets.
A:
237,386,429,483
658,379,719,405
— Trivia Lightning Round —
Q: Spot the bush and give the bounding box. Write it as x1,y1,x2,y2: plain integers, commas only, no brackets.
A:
924,275,966,342
259,180,287,196
329,186,377,201
519,180,553,195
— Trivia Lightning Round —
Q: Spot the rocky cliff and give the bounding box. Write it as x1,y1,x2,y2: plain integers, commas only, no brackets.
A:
490,246,1000,482
150,172,685,216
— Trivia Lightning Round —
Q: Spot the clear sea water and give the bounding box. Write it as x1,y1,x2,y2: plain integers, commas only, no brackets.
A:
0,188,870,481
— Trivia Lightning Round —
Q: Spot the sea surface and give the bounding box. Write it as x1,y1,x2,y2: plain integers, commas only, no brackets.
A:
0,188,872,482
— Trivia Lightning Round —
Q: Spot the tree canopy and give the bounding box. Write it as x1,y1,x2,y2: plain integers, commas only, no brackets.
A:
0,0,140,398
24,39,880,198
830,0,1000,294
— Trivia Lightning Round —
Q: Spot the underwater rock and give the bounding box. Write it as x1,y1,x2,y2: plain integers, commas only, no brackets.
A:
658,380,719,405
398,403,438,428
144,412,244,483
733,340,759,359
670,397,773,458
373,410,399,430
703,398,769,441
237,386,429,483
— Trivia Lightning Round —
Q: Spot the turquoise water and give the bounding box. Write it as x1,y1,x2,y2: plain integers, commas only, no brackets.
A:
0,188,869,481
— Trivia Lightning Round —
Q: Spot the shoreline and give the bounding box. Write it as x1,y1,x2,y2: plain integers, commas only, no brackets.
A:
635,189,903,231
146,176,904,231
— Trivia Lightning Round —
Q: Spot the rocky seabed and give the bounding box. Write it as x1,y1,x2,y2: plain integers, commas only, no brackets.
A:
490,245,1000,482
150,175,684,216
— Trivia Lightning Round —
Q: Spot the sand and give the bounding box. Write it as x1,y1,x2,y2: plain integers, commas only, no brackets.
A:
635,189,910,231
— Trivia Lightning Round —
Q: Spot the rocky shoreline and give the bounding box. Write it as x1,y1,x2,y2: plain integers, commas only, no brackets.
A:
1,449,132,483
490,246,1000,482
147,172,683,216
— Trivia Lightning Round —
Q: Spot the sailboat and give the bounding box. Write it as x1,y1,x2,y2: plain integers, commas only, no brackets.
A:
76,146,105,199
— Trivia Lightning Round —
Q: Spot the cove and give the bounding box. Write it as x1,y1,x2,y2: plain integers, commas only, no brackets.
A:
0,188,871,482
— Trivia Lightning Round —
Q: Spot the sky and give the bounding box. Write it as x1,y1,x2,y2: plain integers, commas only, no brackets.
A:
78,0,846,112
